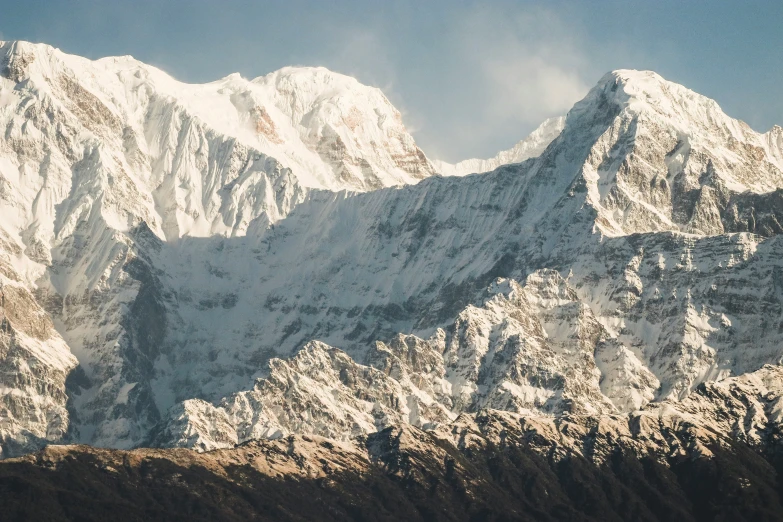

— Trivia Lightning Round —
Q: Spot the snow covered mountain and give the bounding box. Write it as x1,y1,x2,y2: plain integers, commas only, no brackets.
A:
0,40,434,238
151,69,783,454
0,39,435,455
0,39,782,467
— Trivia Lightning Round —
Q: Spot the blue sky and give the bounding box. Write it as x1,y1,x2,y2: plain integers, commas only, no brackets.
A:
1,0,781,161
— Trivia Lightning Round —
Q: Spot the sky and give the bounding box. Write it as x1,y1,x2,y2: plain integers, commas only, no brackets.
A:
1,0,781,162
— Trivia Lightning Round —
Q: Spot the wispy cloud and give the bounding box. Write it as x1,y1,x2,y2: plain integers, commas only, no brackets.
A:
326,25,423,134
215,3,598,163
481,39,589,123
333,30,394,86
447,6,591,156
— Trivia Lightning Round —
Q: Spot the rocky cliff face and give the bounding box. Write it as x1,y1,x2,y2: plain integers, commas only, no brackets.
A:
0,266,76,458
5,365,783,520
0,39,782,480
152,271,655,451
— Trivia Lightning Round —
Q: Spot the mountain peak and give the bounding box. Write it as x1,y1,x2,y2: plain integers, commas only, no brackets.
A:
253,65,389,117
1,39,54,56
585,69,721,119
555,69,783,236
605,68,665,84
251,64,434,189
255,65,361,84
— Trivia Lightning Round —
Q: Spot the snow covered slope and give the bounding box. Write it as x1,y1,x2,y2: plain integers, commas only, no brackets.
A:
0,40,433,255
0,241,76,458
433,116,565,176
0,40,781,458
252,66,435,190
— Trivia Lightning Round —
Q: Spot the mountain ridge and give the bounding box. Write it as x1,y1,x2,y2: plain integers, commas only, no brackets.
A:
0,40,782,467
432,116,566,176
5,363,783,520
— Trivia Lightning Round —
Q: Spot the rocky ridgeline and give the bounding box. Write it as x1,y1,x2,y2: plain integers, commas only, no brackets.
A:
152,271,653,451
4,365,783,520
